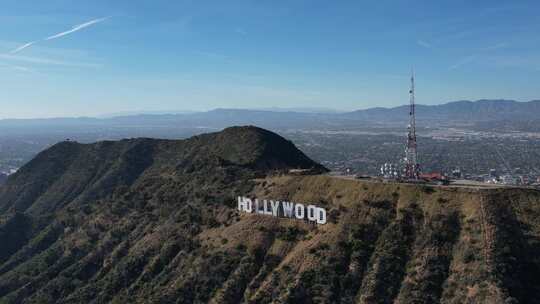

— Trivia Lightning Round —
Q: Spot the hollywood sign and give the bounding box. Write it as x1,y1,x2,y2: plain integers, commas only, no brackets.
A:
237,196,327,225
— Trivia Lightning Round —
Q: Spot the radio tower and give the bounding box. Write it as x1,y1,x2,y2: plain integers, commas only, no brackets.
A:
404,71,420,179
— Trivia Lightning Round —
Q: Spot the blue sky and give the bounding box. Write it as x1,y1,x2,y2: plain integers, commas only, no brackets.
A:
0,0,539,118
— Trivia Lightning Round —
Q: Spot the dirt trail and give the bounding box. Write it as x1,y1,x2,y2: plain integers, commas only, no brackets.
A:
479,198,495,271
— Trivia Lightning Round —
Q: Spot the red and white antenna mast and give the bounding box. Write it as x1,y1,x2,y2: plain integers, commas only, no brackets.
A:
404,70,420,179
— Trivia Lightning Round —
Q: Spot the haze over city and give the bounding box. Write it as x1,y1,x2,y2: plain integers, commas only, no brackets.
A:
1,0,540,118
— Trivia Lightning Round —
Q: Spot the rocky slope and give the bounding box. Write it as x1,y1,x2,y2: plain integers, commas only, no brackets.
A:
248,176,540,304
0,126,539,303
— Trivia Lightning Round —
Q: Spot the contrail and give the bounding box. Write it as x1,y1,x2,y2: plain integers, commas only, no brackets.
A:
45,17,109,41
10,41,37,54
9,17,110,54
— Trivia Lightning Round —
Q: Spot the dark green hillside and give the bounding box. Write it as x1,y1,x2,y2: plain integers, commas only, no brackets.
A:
0,126,539,304
0,126,325,215
0,126,326,303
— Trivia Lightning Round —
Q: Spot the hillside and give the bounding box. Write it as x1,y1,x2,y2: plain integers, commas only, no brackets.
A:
249,176,540,304
0,126,539,303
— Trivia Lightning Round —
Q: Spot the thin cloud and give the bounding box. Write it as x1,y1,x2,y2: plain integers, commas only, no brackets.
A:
0,53,103,68
482,42,507,51
0,61,34,73
485,55,540,70
480,5,524,16
450,43,508,70
12,65,33,73
197,51,229,61
9,17,110,54
417,40,432,48
377,74,408,80
449,55,476,70
10,41,37,54
235,28,247,35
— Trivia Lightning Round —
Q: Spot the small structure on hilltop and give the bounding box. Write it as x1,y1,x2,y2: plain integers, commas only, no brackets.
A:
403,72,421,180
380,162,400,179
380,71,422,181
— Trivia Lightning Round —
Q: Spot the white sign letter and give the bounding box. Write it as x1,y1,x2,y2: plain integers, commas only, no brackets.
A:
282,202,294,218
263,200,273,215
317,208,327,224
270,200,280,217
307,205,318,222
244,197,253,213
238,196,245,211
254,199,262,214
295,203,305,219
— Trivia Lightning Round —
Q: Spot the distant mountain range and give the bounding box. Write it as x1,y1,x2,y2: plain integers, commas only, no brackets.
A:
1,99,540,132
343,99,540,122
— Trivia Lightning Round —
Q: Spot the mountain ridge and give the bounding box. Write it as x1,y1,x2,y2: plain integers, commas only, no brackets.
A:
343,99,540,121
0,126,325,215
2,99,540,125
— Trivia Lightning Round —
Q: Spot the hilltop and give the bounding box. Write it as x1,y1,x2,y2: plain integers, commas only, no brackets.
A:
0,126,539,303
0,126,325,215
